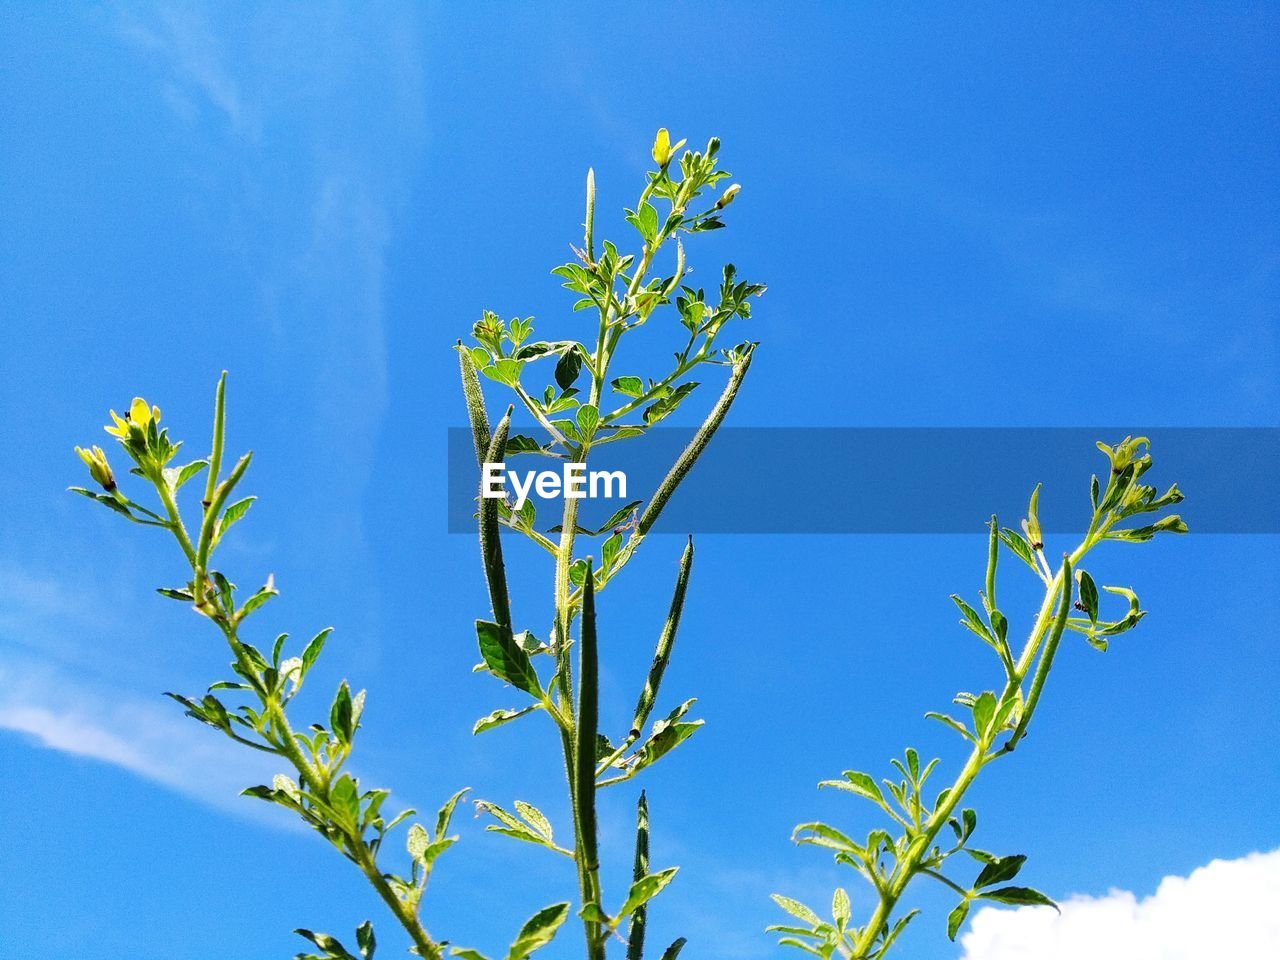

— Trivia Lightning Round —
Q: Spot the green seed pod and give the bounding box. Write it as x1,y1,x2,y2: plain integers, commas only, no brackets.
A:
479,407,513,630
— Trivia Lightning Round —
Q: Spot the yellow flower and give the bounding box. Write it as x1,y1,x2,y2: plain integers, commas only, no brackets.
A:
75,445,116,491
104,397,161,438
651,128,687,167
714,183,741,210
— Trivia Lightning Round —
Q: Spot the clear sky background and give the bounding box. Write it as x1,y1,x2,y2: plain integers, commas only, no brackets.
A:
1,4,1277,959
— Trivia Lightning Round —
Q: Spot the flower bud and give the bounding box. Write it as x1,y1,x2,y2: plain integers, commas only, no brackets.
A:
715,183,741,210
75,445,116,491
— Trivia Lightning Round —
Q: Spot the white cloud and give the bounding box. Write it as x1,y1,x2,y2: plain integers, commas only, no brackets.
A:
960,848,1280,960
118,5,248,133
0,652,286,823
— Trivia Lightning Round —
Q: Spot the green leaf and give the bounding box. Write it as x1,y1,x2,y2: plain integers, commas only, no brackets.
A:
831,887,850,927
978,886,1059,910
771,895,823,926
474,800,566,855
555,347,583,391
642,381,699,426
819,769,885,807
435,787,470,838
296,929,356,958
475,620,542,696
792,821,863,856
971,691,997,741
407,823,430,860
330,681,355,744
881,909,920,954
601,531,622,570
473,704,541,735
356,921,376,959
218,496,255,540
617,867,679,919
947,900,970,941
998,527,1038,572
925,712,975,743
482,358,525,387
592,500,642,535
611,376,644,398
975,854,1026,888
301,627,333,676
506,902,570,960
628,701,702,774
1077,569,1099,626
952,595,995,644
576,404,599,441
514,801,553,841
173,459,209,489
330,774,361,829
504,434,544,456
240,583,277,617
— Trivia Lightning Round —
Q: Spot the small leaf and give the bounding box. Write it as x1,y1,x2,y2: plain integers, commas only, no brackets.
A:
555,348,583,391
356,920,376,959
174,459,209,489
925,712,975,743
473,705,541,735
482,358,525,387
476,620,542,696
819,769,885,807
330,680,355,743
435,787,471,839
330,774,361,828
611,376,644,398
617,867,679,919
301,628,333,676
506,902,571,960
952,595,995,645
971,691,997,741
978,886,1059,910
514,801,553,841
1077,569,1099,626
831,887,850,926
975,854,1027,889
576,404,599,441
947,900,970,941
407,823,430,860
998,527,1039,572
771,895,823,926
218,496,255,539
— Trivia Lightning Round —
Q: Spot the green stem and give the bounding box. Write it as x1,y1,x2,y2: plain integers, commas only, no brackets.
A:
574,563,604,959
355,845,443,960
155,480,197,566
850,526,1102,956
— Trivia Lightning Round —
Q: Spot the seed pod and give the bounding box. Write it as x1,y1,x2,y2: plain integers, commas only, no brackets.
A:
457,344,492,467
631,538,694,738
479,407,513,630
627,791,650,960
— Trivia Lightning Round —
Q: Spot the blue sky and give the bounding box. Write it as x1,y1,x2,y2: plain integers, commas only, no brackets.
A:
1,3,1277,959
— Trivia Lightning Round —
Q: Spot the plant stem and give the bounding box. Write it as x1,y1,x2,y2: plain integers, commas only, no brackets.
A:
159,474,443,960
849,520,1104,956
355,845,443,960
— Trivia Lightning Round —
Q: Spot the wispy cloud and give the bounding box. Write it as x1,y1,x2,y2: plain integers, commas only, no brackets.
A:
960,848,1280,959
0,650,284,822
0,0,430,825
118,4,249,134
